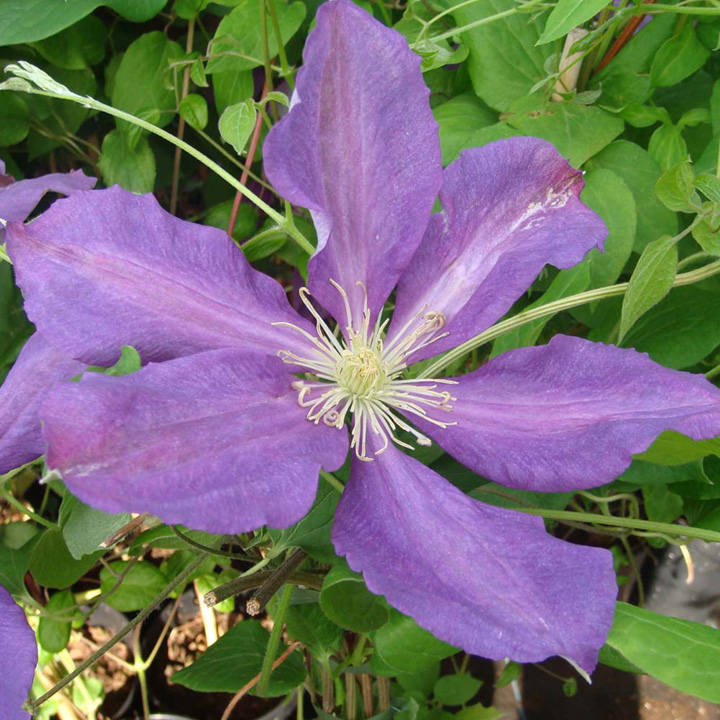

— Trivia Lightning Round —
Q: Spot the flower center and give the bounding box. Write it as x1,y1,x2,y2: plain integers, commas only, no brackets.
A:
274,280,456,461
337,346,386,397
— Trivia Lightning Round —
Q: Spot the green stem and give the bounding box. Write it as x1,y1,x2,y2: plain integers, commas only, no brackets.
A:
267,0,294,88
257,582,294,694
419,258,720,378
0,486,57,529
171,526,248,560
635,3,720,16
0,243,10,264
428,0,548,42
1,65,314,256
320,470,345,494
516,507,720,543
132,627,151,720
31,551,210,710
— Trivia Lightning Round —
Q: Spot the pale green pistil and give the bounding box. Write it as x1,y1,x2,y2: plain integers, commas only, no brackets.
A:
274,281,457,461
337,346,387,397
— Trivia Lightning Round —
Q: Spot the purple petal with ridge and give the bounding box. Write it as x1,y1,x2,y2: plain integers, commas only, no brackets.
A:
41,350,348,533
263,0,441,328
0,166,95,242
332,442,616,673
7,186,317,366
0,585,37,720
0,333,85,474
388,138,607,363
418,335,720,492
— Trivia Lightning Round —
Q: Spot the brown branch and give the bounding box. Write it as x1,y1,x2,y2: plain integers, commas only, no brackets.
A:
595,0,655,73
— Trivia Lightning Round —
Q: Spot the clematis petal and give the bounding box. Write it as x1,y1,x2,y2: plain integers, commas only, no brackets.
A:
7,186,316,366
0,584,37,720
263,0,441,328
417,335,720,492
388,138,607,363
41,349,348,534
0,333,85,474
0,161,95,241
332,442,616,673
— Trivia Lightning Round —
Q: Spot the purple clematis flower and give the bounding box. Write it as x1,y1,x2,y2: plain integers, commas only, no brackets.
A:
0,161,93,474
0,159,95,242
0,585,37,720
4,0,720,684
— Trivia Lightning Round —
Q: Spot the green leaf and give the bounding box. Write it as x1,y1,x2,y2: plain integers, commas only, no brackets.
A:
0,0,100,45
622,284,720,368
678,107,711,129
397,663,440,701
172,619,305,696
642,484,683,524
618,459,708,488
605,602,720,702
242,229,285,262
0,534,37,597
29,529,102,589
618,234,677,342
692,205,720,254
598,643,643,673
269,476,340,562
111,31,183,135
190,58,208,88
651,24,710,88
99,560,167,611
319,562,388,632
590,13,675,108
218,100,256,155
206,0,306,73
453,705,504,720
432,93,497,166
32,15,107,70
433,674,482,706
654,160,697,212
60,494,130,560
98,130,156,193
638,431,720,466
495,661,521,687
106,0,168,20
648,124,688,172
0,93,30,146
203,199,258,242
372,612,457,674
587,140,677,252
0,0,168,45
711,78,720,134
212,68,254,115
179,93,208,131
502,96,623,167
576,168,637,287
562,677,578,697
173,0,208,18
449,0,553,111
539,0,609,44
285,603,343,659
620,104,670,128
695,173,720,203
38,589,77,653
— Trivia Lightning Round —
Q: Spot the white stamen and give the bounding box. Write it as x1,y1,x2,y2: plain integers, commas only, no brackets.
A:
275,280,456,461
